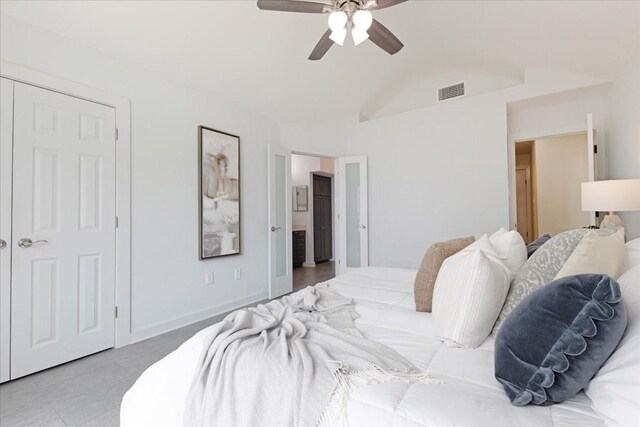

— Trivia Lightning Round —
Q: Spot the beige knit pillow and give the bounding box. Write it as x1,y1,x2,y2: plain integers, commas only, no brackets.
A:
414,236,475,312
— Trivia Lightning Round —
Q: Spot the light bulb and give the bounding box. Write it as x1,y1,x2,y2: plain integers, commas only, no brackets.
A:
352,27,369,46
352,10,373,31
328,11,347,32
329,28,347,46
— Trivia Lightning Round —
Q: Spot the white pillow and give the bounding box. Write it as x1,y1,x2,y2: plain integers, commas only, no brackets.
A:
623,237,640,274
555,227,625,280
585,264,640,426
432,235,511,348
489,228,527,274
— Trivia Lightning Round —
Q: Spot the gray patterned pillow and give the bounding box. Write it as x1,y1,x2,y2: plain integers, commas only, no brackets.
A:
492,229,589,334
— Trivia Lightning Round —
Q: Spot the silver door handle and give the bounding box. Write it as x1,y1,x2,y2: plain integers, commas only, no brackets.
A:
271,226,281,232
0,239,6,250
17,238,48,248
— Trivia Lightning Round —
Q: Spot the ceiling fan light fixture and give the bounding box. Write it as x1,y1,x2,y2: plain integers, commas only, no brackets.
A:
329,28,347,46
352,10,373,31
255,0,407,60
328,11,348,32
352,27,369,46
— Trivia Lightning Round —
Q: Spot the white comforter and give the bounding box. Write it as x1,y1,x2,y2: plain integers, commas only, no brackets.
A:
121,267,605,427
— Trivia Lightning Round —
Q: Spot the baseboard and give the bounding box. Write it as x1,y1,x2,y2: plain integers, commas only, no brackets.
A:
128,291,268,344
302,262,316,268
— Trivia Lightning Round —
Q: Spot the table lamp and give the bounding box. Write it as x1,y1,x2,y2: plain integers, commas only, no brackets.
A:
581,179,640,229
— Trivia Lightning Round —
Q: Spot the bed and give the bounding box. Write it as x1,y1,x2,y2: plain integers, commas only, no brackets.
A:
121,266,609,426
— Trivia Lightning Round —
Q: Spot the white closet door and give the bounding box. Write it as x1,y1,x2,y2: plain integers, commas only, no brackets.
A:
0,77,14,383
11,82,117,379
337,156,368,275
267,144,292,299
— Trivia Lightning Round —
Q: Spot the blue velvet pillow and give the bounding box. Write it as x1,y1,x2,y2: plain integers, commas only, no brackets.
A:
526,233,551,257
494,274,627,406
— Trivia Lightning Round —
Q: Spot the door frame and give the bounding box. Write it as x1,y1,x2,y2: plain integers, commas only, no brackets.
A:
515,166,533,243
0,78,14,382
1,60,132,348
290,150,338,271
508,121,600,231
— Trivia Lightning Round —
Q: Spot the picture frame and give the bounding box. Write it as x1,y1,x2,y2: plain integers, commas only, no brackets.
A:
198,125,241,259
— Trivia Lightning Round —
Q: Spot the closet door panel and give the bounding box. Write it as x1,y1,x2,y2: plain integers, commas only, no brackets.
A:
0,78,14,383
10,82,117,379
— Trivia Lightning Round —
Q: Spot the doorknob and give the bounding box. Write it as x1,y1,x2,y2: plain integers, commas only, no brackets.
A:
0,239,6,250
271,226,281,232
360,224,367,229
17,238,48,249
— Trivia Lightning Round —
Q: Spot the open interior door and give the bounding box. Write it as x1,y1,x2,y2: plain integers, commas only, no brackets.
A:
268,144,292,299
336,156,368,275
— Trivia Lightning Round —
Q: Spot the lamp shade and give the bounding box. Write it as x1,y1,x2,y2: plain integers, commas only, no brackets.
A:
581,179,640,212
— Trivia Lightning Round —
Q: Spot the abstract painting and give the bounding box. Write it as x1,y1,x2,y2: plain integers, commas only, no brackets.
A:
199,126,240,259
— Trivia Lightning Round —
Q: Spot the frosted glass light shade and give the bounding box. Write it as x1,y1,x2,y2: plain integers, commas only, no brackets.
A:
352,10,373,31
329,28,347,46
328,11,347,32
352,28,369,45
581,179,640,212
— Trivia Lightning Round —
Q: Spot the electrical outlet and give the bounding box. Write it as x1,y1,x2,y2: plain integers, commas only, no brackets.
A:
205,272,214,285
234,268,242,280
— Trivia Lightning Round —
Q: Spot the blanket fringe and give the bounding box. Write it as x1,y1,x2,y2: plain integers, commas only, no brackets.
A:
315,361,443,427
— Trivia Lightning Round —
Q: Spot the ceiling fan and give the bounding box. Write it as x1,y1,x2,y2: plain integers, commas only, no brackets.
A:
257,0,407,60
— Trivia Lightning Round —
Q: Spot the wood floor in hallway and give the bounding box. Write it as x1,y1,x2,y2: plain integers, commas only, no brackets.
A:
292,261,336,292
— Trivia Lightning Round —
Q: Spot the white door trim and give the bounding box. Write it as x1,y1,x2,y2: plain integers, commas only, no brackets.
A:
507,124,597,231
0,78,14,382
1,60,132,348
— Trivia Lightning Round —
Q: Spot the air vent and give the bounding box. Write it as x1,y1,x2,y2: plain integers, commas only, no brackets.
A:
438,82,465,102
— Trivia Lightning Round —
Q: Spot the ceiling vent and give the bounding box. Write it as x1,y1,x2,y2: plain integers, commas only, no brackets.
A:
438,82,465,102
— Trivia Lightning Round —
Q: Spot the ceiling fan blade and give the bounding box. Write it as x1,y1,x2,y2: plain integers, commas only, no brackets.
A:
308,29,334,60
369,0,407,10
368,19,404,55
257,0,328,13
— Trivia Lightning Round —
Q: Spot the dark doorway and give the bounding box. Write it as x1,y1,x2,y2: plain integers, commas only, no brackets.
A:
313,174,333,263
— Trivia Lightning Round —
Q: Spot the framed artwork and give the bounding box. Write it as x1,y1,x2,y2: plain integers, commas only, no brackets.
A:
199,126,240,259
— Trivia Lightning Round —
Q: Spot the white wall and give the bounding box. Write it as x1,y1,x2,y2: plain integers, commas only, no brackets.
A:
606,53,640,240
347,95,508,268
345,69,609,268
534,134,590,235
362,67,523,120
280,120,348,158
0,15,289,341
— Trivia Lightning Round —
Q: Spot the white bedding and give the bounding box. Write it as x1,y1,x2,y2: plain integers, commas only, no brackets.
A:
121,267,605,427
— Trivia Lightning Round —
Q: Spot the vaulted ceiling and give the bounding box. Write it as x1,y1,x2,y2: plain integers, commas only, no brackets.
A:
1,1,638,122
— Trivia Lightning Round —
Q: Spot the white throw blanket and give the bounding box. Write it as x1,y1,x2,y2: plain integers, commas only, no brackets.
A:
184,285,435,427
